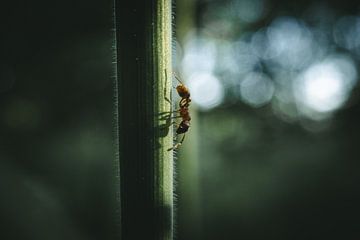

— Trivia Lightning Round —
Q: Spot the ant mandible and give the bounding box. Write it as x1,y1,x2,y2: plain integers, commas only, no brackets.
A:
167,74,191,151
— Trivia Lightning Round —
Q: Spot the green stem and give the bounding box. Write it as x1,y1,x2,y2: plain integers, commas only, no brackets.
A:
114,0,173,239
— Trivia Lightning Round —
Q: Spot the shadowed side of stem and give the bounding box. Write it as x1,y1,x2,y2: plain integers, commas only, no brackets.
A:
114,0,173,239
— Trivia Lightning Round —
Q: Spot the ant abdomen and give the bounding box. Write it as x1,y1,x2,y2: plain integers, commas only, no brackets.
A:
176,120,190,134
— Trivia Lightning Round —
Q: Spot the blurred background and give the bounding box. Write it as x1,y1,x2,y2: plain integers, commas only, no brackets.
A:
1,0,360,239
0,1,116,239
175,0,360,240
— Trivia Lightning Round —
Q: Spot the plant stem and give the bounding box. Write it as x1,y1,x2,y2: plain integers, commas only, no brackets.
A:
114,0,173,239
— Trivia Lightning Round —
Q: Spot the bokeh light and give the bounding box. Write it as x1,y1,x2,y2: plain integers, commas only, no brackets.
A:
267,17,313,69
294,55,357,117
239,72,274,107
181,33,216,78
175,1,360,240
187,72,224,110
234,39,260,74
181,10,360,122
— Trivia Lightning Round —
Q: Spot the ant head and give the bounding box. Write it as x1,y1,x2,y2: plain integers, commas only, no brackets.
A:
176,85,190,98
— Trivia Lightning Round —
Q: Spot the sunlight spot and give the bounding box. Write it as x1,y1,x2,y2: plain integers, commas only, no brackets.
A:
251,17,314,70
188,72,224,110
182,33,216,78
240,72,274,107
295,55,357,115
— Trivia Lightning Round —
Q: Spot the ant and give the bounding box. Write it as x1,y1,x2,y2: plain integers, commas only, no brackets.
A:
167,74,191,151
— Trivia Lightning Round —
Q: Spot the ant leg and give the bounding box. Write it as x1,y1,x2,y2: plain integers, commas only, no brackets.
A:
164,109,181,114
179,133,186,145
158,109,181,120
163,121,179,128
167,133,186,151
171,121,180,126
169,109,184,119
173,72,183,84
167,140,178,151
158,109,180,116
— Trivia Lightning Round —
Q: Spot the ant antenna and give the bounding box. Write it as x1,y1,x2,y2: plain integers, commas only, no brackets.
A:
173,72,184,84
167,134,186,151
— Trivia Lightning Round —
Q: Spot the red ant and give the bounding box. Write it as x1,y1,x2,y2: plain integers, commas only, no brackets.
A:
168,74,191,151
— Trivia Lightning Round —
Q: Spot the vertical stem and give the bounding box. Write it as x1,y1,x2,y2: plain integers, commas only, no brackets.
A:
114,0,173,239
